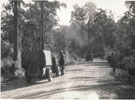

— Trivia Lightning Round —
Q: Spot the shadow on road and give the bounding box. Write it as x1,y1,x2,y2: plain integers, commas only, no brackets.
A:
70,76,96,81
1,77,49,92
84,62,109,67
14,75,135,99
66,69,84,72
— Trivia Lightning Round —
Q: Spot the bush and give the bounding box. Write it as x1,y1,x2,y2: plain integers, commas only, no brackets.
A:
104,48,113,59
107,51,119,68
122,56,135,76
108,51,135,76
85,54,93,61
1,40,13,59
1,65,13,83
1,40,15,82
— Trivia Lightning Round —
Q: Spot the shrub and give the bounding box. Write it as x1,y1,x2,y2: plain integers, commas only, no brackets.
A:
122,56,135,76
85,54,93,61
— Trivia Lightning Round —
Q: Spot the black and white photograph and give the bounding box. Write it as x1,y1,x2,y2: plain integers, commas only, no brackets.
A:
1,0,135,99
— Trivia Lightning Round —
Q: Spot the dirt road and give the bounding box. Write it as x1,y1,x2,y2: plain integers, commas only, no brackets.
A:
1,59,135,99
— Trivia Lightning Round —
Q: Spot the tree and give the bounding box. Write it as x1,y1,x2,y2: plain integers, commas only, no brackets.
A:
107,1,135,75
125,1,135,15
1,0,26,70
20,1,65,51
71,2,97,46
92,9,116,53
70,2,117,57
1,0,66,67
84,2,96,46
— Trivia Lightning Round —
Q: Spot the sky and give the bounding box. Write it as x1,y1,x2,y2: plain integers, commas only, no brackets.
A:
1,0,128,25
57,0,127,25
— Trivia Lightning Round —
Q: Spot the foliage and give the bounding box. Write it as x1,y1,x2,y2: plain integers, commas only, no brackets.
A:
107,1,135,76
70,2,116,57
70,1,135,76
21,1,64,51
1,0,66,81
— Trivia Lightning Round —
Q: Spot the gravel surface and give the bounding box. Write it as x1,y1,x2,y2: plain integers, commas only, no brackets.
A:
1,59,135,99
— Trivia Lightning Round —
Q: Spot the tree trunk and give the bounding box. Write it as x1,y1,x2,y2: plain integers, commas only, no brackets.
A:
33,31,35,50
13,1,22,69
41,2,44,50
87,22,90,46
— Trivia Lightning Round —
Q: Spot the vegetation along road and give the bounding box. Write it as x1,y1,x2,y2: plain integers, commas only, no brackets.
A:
1,59,135,99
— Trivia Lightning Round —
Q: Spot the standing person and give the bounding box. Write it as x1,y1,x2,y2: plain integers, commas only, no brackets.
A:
111,52,116,73
58,50,65,75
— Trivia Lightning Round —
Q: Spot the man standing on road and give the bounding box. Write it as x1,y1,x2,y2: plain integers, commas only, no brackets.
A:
110,52,116,73
58,50,65,75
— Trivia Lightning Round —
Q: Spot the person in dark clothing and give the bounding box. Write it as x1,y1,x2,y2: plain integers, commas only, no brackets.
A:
58,50,65,75
110,52,116,73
